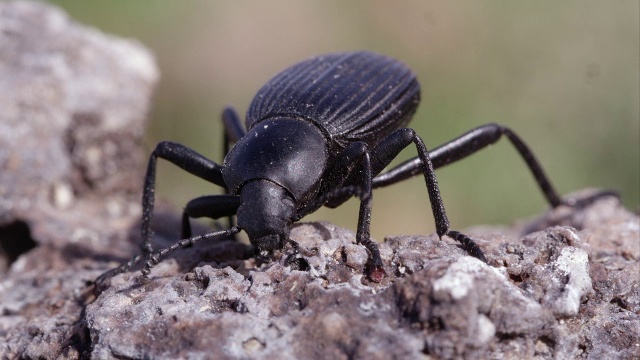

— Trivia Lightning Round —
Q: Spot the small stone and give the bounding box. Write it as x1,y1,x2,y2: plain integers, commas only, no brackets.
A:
51,182,74,209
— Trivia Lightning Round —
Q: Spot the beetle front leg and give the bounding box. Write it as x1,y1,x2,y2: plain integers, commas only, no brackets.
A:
181,194,241,238
353,151,388,281
141,142,227,254
297,142,385,281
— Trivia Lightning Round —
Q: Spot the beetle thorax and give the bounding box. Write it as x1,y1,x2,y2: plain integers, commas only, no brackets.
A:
222,118,329,203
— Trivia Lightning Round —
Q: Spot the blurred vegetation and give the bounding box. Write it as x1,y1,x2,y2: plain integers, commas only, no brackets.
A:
49,0,639,239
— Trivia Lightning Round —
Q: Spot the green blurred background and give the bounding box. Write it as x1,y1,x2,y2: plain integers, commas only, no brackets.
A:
49,1,639,239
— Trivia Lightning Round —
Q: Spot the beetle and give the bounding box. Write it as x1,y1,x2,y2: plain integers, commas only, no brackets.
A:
94,51,612,291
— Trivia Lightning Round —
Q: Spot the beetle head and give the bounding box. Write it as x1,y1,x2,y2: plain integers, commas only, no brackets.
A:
236,179,295,253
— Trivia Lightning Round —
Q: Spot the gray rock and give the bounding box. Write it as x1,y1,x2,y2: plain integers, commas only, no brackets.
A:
1,2,639,359
0,0,157,251
0,1,158,358
84,205,640,359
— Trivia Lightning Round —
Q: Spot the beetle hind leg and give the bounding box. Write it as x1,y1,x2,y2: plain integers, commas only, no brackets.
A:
372,123,620,210
368,128,489,263
141,142,228,255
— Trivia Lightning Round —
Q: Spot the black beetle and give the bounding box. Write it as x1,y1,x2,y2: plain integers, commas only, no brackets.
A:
95,51,612,290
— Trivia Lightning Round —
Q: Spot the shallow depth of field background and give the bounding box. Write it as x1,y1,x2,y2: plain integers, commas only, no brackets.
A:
51,1,639,239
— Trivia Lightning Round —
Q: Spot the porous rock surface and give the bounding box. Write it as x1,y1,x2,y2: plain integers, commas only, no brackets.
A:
85,199,639,360
0,1,157,358
0,2,639,359
0,0,157,256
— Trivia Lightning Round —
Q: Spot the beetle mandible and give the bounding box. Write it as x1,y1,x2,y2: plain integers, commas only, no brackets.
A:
95,51,609,290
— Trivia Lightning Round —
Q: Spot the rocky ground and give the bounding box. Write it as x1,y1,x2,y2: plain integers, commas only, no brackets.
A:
1,2,639,359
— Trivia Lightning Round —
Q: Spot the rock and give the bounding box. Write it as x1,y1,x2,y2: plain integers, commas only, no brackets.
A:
0,1,158,358
1,2,639,359
0,0,157,252
83,207,640,359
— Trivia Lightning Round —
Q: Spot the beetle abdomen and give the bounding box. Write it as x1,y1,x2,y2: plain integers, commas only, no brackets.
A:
247,51,420,149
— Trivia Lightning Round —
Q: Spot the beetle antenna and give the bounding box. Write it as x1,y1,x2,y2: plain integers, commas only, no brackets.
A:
93,253,146,294
140,226,241,281
93,226,241,294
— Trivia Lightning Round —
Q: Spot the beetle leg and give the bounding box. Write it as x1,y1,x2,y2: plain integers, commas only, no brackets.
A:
141,142,227,254
181,195,241,238
373,123,618,215
352,150,388,282
296,142,386,281
221,106,246,143
365,128,488,262
373,123,566,205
